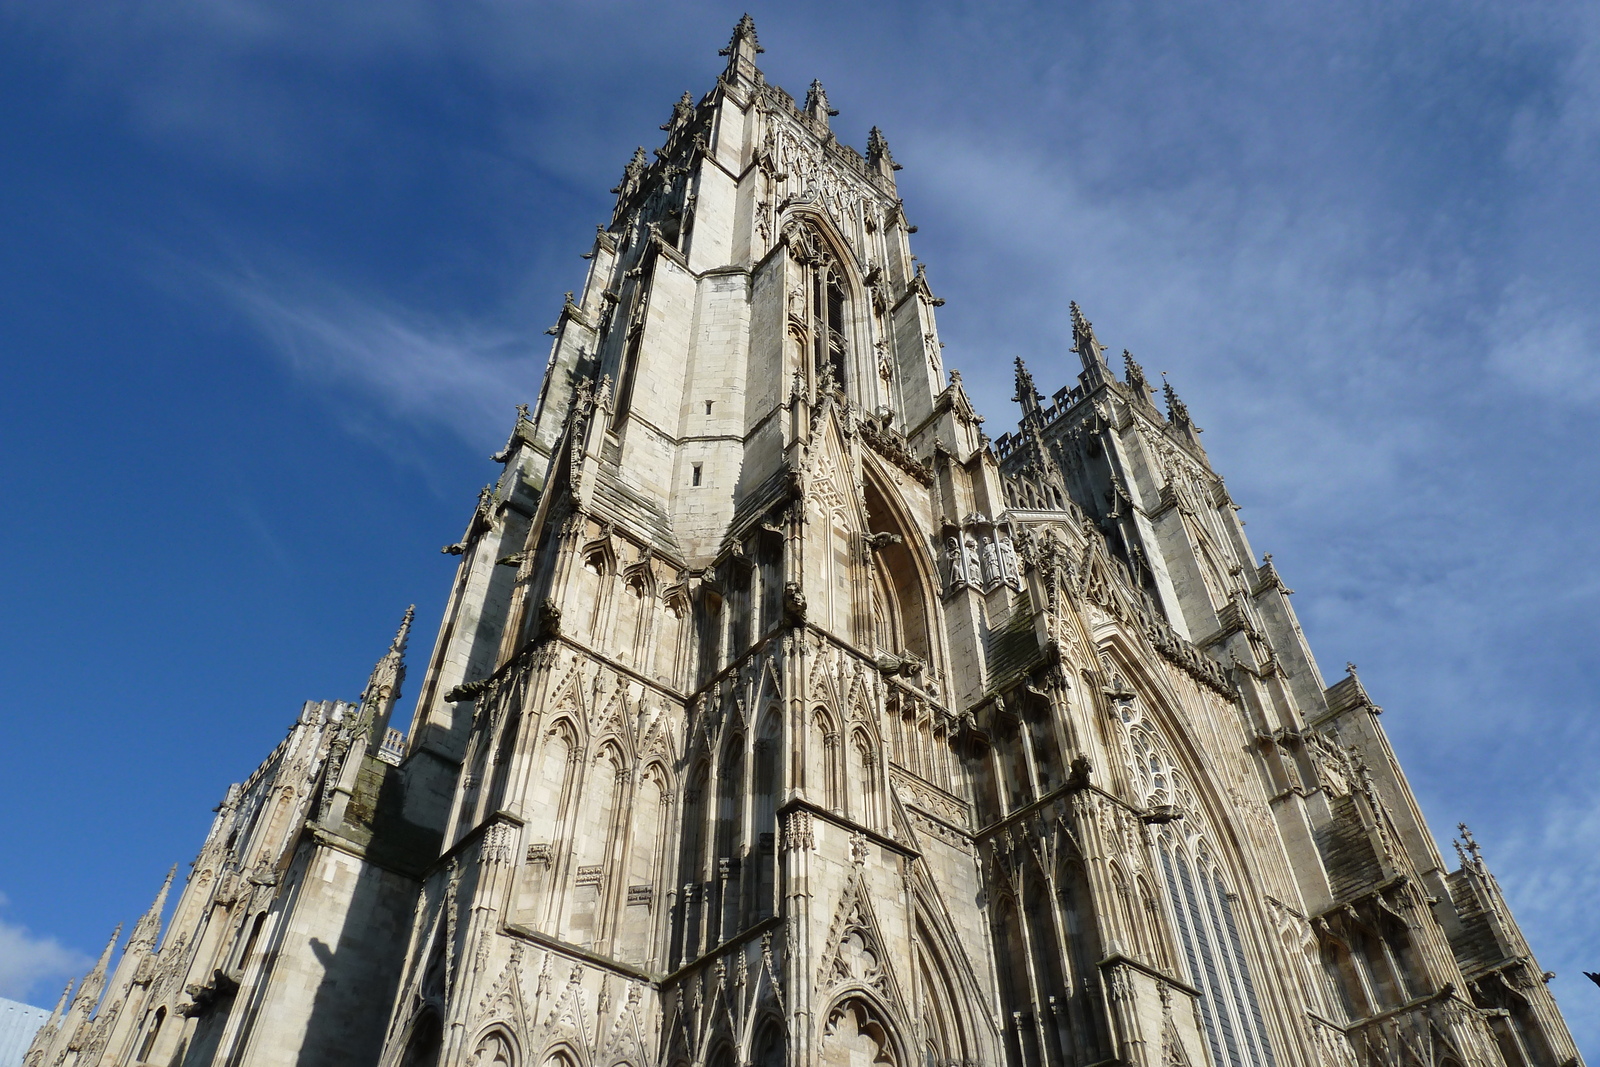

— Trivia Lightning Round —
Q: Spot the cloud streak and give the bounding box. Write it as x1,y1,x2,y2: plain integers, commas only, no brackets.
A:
207,265,544,447
0,894,89,1004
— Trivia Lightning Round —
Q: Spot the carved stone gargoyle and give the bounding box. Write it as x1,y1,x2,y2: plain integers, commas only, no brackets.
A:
534,598,562,642
444,677,493,704
782,581,807,628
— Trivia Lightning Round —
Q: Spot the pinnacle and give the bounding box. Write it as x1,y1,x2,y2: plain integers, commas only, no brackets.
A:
50,978,73,1018
1160,373,1191,427
867,126,900,173
804,80,839,121
391,605,415,656
131,863,178,945
1069,301,1107,369
720,13,762,57
1013,356,1039,407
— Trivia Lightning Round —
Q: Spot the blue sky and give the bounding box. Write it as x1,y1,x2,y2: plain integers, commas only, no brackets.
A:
1,0,1597,1051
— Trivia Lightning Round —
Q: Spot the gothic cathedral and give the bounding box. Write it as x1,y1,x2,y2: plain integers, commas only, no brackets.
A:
28,19,1582,1067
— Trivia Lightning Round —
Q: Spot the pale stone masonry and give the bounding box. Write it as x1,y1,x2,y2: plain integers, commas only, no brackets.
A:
29,17,1582,1067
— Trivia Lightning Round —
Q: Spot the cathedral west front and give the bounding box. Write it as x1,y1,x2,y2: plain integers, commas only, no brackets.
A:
28,18,1583,1067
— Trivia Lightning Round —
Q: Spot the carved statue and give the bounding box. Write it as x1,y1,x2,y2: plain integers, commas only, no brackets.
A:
996,531,1023,589
945,536,968,590
980,536,1002,588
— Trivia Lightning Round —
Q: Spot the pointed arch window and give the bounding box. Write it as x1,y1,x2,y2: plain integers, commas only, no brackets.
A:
814,263,849,392
1158,838,1277,1067
788,218,851,396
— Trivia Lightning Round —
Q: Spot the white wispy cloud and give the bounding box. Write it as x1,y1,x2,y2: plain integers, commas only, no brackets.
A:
0,895,89,1004
205,266,544,448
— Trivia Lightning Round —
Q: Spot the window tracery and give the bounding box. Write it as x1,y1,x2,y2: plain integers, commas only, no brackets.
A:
1111,679,1275,1067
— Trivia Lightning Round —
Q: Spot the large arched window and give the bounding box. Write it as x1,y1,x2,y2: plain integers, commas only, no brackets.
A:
786,218,853,396
1157,837,1276,1067
1116,684,1275,1067
814,262,849,391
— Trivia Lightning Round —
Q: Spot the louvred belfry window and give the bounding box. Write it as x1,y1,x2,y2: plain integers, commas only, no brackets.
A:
813,263,848,392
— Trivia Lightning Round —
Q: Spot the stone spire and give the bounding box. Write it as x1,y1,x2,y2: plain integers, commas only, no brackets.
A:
358,606,414,742
1162,375,1190,427
1122,349,1153,404
128,864,177,951
804,79,838,129
23,979,75,1067
610,146,648,202
719,14,763,86
1071,301,1111,388
70,924,121,1015
1013,356,1041,416
866,126,900,180
49,978,73,1021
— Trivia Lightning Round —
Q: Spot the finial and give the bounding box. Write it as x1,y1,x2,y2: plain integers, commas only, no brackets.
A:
1161,374,1191,427
610,147,648,197
662,90,695,131
866,127,901,172
719,14,763,56
1013,357,1040,410
1070,302,1107,369
1346,662,1358,676
804,80,839,123
131,863,178,947
391,605,415,655
1122,350,1150,397
50,978,74,1019
84,923,121,983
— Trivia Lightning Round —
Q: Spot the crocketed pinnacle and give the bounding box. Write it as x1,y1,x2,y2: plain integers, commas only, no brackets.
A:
661,91,696,131
804,79,839,123
72,924,121,1012
362,607,413,702
867,127,900,172
1162,375,1191,427
1070,301,1106,368
1122,349,1150,397
1013,356,1040,411
610,147,648,197
720,13,762,56
129,863,178,948
48,978,73,1022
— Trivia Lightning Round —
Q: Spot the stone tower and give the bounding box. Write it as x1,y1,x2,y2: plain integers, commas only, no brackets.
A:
32,17,1582,1067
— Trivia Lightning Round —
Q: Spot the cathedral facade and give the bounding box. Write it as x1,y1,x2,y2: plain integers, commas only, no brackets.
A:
28,19,1582,1067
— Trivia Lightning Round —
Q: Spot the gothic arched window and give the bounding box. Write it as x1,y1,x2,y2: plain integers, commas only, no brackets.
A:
1157,837,1277,1067
814,263,849,392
